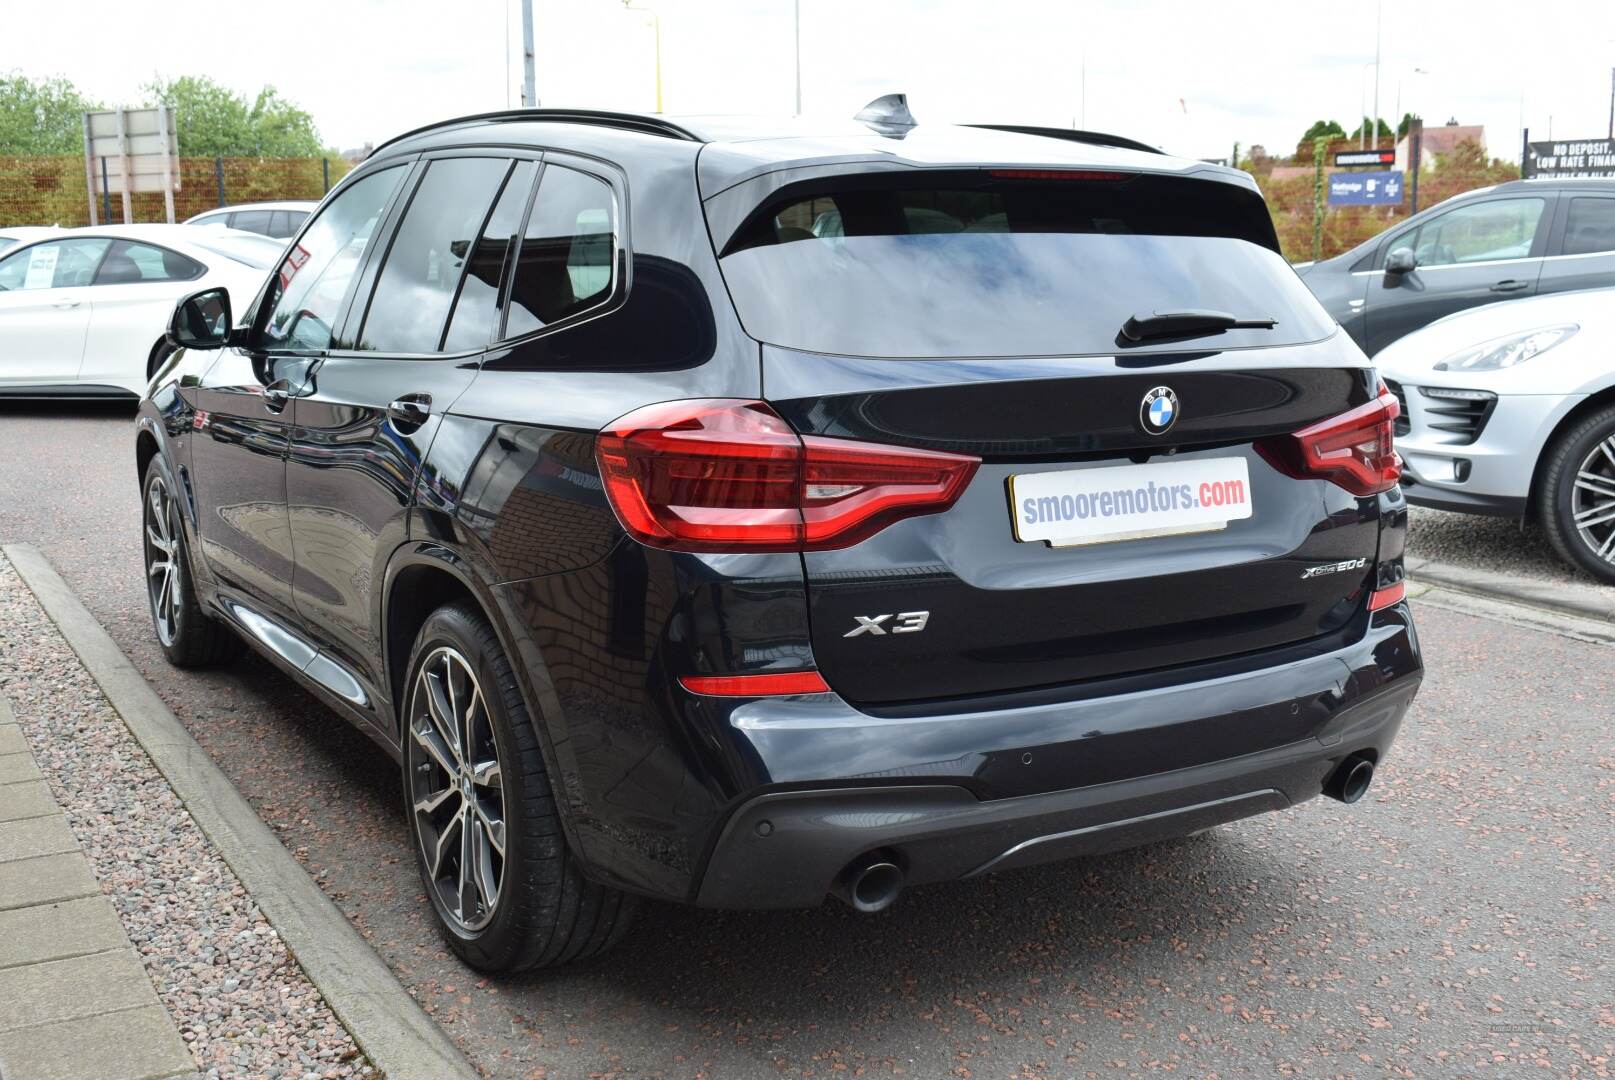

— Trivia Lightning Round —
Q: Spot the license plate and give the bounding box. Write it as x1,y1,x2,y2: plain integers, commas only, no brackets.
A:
1009,458,1253,547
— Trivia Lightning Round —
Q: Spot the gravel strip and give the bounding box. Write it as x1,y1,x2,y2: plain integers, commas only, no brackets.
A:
0,553,372,1080
1406,505,1615,600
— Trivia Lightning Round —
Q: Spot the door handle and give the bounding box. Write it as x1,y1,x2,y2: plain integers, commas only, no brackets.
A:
387,394,433,428
1490,279,1530,293
262,379,292,413
51,300,81,310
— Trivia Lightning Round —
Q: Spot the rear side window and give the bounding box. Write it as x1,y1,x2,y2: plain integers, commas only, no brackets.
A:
0,238,110,290
1562,197,1615,256
715,172,1331,358
94,240,203,284
358,157,511,353
443,161,536,353
504,165,617,338
189,213,229,228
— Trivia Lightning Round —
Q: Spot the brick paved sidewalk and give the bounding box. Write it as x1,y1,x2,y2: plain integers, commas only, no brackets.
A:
0,695,194,1080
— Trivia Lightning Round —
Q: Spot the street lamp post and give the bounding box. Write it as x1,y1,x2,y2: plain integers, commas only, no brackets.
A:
622,0,664,114
794,0,802,115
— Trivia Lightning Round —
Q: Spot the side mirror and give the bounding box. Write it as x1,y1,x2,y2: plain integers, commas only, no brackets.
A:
1384,247,1417,275
168,287,233,350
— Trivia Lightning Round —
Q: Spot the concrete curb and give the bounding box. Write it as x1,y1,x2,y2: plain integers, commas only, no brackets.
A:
1406,556,1615,626
4,543,478,1080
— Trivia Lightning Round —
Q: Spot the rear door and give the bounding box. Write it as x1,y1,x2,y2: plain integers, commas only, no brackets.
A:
714,169,1387,707
284,153,537,707
1362,194,1551,354
1539,192,1615,296
0,237,107,388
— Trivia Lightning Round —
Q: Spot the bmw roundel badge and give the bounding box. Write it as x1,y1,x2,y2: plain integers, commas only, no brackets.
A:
1140,386,1179,435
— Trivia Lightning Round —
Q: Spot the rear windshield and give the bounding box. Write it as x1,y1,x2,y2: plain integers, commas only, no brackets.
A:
716,172,1334,358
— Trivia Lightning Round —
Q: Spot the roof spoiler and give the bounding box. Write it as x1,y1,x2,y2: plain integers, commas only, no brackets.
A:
964,124,1164,156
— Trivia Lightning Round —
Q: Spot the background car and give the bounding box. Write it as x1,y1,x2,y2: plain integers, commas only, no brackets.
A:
0,224,274,399
0,225,63,252
184,200,316,239
1300,178,1615,355
1377,285,1615,582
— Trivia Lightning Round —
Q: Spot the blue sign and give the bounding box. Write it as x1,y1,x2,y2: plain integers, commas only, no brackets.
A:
1328,170,1404,206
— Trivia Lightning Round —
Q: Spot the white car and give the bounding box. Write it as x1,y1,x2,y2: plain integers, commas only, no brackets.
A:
0,224,276,399
1377,286,1615,581
184,200,316,239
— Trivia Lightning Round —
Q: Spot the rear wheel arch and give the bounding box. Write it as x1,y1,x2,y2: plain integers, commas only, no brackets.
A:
381,548,576,813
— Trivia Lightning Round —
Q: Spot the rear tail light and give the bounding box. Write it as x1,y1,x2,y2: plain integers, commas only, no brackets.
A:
596,399,979,552
1256,388,1402,496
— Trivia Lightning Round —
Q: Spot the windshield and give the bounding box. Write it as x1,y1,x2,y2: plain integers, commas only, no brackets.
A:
716,173,1334,358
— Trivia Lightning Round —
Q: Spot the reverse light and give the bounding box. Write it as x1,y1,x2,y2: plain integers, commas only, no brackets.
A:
596,399,979,552
1434,324,1577,372
1256,388,1402,496
679,671,831,696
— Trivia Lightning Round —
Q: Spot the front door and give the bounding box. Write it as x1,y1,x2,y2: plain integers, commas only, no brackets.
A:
0,237,108,388
191,163,410,628
1363,195,1551,354
286,154,535,709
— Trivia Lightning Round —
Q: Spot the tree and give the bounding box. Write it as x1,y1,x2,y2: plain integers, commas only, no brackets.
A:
1348,117,1395,142
0,71,101,154
143,75,325,156
1397,112,1415,139
1300,119,1347,144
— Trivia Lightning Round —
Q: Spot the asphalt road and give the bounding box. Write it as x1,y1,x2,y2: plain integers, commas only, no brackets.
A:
3,401,1611,1078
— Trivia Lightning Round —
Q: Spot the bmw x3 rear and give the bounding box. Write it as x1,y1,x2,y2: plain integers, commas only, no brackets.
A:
141,106,1422,971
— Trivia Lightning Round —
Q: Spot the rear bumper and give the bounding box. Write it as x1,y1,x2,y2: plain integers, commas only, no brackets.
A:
694,606,1421,908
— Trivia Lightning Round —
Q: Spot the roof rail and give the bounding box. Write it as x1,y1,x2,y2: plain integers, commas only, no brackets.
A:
964,124,1164,156
372,109,703,155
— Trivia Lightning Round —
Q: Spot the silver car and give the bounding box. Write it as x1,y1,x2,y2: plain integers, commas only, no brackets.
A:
1376,285,1615,581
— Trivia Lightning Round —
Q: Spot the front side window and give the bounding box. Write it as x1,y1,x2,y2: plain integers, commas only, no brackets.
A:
232,210,273,236
504,165,617,338
0,238,111,291
358,157,512,353
93,241,203,285
189,213,229,228
1562,197,1615,256
260,166,404,352
1406,198,1545,267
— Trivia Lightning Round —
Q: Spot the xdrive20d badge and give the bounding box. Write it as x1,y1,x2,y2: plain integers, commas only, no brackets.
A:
135,100,1421,970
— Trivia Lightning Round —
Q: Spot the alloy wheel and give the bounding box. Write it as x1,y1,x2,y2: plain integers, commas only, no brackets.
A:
143,475,183,647
406,646,506,933
1572,436,1615,566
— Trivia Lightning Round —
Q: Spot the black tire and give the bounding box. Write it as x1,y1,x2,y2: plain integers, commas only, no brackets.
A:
1538,405,1615,585
141,456,242,667
401,601,636,971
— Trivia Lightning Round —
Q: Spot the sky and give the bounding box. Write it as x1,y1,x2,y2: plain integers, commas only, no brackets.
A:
4,0,1613,162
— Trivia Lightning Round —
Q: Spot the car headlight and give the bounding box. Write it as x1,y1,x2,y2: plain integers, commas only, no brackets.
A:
1434,324,1578,372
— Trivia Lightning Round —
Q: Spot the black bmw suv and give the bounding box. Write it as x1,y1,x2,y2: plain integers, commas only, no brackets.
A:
138,103,1422,971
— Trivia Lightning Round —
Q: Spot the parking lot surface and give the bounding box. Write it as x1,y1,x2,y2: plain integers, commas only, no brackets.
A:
2,402,1611,1077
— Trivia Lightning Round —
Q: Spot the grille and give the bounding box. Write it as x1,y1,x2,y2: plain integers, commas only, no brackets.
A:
1383,379,1411,437
1416,386,1498,445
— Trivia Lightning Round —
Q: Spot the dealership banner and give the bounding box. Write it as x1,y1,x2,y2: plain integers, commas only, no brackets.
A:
1327,170,1404,206
1524,139,1615,178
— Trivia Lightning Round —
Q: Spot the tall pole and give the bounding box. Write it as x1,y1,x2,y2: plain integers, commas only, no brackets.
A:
652,11,663,113
793,0,802,115
1608,66,1613,139
505,0,512,108
520,0,536,108
1371,0,1382,147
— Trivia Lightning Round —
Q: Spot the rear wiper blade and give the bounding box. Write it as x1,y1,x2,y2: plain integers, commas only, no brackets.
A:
1118,309,1277,344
